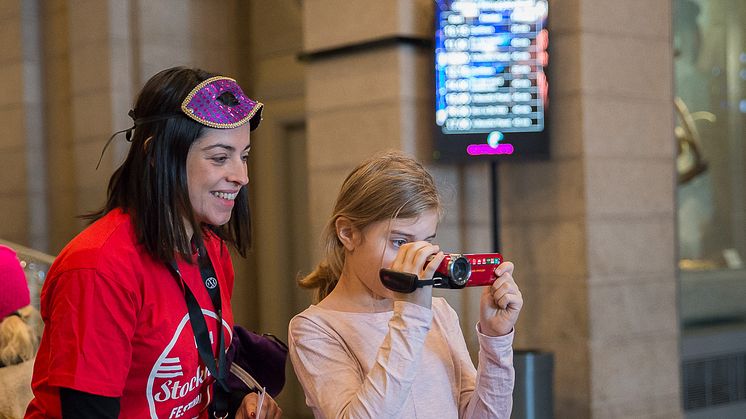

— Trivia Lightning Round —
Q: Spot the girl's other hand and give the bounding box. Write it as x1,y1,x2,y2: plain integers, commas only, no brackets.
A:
479,261,523,336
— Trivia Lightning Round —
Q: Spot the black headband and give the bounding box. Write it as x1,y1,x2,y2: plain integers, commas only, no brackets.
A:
95,110,182,170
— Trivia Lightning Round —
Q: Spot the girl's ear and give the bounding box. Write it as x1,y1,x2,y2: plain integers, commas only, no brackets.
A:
335,216,358,252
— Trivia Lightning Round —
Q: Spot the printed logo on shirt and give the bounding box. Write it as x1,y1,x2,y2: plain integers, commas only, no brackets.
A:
205,276,218,289
146,309,232,419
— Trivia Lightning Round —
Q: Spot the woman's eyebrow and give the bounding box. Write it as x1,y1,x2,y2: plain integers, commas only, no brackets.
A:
201,143,235,152
201,144,251,152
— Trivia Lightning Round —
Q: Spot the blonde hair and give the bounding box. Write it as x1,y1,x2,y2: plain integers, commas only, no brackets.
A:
299,151,441,302
0,305,42,367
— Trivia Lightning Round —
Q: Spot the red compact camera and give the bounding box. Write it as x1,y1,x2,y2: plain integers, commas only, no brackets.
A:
380,253,503,294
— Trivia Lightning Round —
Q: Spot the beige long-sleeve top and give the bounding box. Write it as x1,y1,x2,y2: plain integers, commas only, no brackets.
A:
288,298,514,419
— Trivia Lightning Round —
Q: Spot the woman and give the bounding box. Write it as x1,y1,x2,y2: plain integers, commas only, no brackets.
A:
0,245,43,418
27,67,281,419
289,151,523,418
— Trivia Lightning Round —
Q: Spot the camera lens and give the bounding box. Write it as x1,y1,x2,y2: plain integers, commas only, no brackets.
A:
449,256,471,286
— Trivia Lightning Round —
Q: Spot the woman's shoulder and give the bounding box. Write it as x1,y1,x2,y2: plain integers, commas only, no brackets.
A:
56,210,137,260
47,209,146,285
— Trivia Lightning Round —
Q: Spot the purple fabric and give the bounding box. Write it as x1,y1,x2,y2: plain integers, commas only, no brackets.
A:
226,326,288,398
181,76,263,130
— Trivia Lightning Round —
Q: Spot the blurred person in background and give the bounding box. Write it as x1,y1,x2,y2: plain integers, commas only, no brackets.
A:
0,245,43,418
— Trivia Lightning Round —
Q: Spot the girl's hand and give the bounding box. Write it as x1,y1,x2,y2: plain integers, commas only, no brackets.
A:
479,261,523,336
235,391,282,419
388,242,445,308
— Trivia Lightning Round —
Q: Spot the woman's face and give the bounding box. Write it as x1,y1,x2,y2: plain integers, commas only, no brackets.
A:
186,124,250,228
345,209,439,299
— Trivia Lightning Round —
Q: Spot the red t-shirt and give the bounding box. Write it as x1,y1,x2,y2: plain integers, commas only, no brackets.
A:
26,209,235,418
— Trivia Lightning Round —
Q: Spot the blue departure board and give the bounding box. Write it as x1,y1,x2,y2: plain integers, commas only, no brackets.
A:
434,0,549,160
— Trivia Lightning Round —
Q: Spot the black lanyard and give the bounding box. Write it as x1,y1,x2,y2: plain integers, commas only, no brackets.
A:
167,243,229,417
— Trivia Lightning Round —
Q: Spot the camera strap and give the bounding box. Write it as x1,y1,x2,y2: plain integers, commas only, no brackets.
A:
379,268,438,293
166,242,229,418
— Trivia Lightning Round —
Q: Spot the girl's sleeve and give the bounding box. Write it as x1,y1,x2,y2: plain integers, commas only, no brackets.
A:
441,303,515,419
288,301,432,419
466,327,515,418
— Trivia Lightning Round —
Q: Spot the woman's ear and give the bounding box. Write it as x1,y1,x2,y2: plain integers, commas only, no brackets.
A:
335,217,357,252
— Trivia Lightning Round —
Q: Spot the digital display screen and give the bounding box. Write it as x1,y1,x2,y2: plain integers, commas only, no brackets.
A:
434,0,549,160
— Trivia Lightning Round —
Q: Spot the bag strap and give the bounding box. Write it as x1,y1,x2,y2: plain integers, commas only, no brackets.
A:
230,363,263,391
166,242,229,418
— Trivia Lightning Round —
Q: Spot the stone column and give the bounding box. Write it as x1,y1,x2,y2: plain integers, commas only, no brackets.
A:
302,0,441,261
65,0,119,219
502,0,681,417
42,1,77,252
0,0,31,245
303,0,682,418
37,0,135,252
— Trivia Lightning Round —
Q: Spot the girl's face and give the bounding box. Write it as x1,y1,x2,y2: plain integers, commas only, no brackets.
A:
186,124,250,228
344,209,439,300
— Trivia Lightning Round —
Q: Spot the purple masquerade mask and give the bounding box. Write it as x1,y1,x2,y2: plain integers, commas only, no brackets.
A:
97,75,263,170
181,76,263,130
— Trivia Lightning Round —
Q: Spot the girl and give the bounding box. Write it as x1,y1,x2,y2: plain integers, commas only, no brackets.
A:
0,245,43,418
289,151,522,418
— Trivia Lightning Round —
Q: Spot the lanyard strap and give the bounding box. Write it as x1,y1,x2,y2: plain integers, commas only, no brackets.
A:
167,243,229,417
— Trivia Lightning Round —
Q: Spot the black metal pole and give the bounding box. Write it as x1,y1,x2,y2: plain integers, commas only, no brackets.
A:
490,160,500,252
